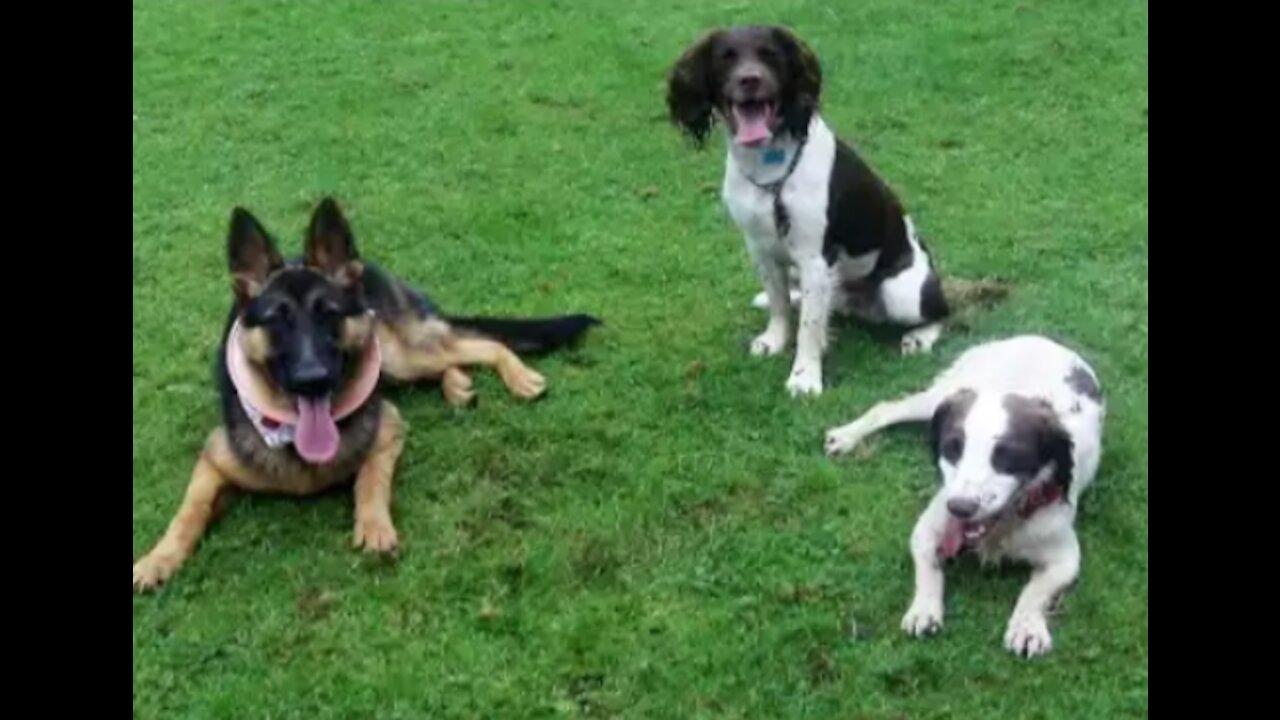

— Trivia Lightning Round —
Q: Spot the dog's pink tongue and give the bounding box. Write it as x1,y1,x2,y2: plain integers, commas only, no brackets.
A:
939,519,966,559
295,396,339,464
734,108,772,145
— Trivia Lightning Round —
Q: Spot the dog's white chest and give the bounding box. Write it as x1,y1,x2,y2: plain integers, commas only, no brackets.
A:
724,183,783,246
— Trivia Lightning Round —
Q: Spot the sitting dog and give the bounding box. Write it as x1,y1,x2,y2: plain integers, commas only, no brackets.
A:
824,336,1104,657
667,26,952,397
133,199,598,591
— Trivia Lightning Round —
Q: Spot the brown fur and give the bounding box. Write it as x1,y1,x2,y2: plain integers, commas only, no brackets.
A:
132,400,404,590
376,317,547,407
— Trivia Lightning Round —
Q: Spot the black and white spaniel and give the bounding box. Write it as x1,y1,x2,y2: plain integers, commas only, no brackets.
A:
667,26,949,397
824,336,1105,657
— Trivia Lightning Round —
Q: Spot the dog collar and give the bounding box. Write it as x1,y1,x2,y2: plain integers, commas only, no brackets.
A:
743,138,807,239
226,318,382,448
761,147,788,166
938,482,1066,559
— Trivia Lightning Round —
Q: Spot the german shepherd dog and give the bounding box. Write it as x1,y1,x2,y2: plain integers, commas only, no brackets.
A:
133,199,599,590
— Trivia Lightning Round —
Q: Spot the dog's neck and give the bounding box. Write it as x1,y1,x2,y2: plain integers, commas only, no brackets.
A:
728,131,805,189
732,114,819,188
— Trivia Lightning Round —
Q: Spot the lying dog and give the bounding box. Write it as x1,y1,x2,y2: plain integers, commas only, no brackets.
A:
824,336,1104,657
133,199,598,591
667,26,952,397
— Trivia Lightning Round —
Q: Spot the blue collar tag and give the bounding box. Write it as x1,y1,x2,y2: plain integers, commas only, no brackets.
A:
761,147,787,166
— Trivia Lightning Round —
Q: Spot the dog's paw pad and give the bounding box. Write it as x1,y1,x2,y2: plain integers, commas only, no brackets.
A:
901,324,943,356
515,370,547,399
354,517,399,555
786,366,823,397
133,554,180,592
1005,613,1053,658
902,602,944,638
824,428,862,457
750,333,787,357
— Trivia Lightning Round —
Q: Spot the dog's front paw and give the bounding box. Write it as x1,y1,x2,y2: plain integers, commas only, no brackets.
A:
353,515,399,554
750,329,788,357
786,363,823,397
1005,613,1053,658
901,323,943,356
133,552,182,592
902,599,945,638
824,426,864,457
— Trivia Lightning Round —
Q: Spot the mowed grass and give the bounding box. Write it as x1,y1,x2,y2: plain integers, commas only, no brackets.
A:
132,1,1148,718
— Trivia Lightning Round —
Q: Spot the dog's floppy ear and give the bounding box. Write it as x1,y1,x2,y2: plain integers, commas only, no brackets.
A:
771,27,822,140
667,30,722,146
305,197,363,287
228,207,284,306
1035,409,1076,494
1004,394,1077,494
929,389,976,465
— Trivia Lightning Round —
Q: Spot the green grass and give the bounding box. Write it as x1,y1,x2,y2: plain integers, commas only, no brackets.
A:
133,1,1148,717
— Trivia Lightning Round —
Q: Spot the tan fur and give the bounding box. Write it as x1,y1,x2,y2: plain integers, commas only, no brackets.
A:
341,313,374,351
377,317,547,403
352,402,404,552
133,400,405,591
239,325,273,363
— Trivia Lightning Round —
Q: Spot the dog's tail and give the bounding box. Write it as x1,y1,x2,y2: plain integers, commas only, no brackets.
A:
942,277,1012,327
445,314,602,355
943,277,1012,308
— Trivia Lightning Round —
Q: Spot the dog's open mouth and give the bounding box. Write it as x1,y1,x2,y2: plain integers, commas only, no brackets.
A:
939,517,994,559
294,395,339,463
732,99,776,146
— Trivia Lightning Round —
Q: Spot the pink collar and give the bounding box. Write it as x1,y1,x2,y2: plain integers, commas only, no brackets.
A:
226,318,382,425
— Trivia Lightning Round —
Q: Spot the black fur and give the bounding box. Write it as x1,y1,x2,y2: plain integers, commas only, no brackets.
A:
1001,395,1076,493
447,314,602,355
930,389,977,472
822,140,911,269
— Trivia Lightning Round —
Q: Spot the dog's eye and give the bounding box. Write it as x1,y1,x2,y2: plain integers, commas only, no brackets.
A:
261,303,291,325
758,46,778,61
311,299,342,317
992,444,1035,475
941,436,964,463
719,47,738,62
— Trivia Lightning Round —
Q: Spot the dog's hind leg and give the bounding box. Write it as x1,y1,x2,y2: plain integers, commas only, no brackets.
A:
133,429,242,591
352,401,405,554
441,366,476,407
824,388,943,457
378,321,545,401
445,337,547,400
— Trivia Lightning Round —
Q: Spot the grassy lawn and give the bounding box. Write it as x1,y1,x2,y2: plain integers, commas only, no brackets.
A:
132,1,1148,717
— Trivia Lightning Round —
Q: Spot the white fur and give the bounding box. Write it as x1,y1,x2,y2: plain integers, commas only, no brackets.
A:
825,336,1105,658
725,115,943,397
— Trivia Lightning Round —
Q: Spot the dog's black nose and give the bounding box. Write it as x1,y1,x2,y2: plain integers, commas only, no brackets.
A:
738,74,762,91
946,498,980,519
287,361,332,398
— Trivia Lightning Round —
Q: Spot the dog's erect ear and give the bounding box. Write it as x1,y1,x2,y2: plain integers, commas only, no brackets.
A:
228,207,284,305
667,31,721,146
305,198,363,287
771,27,822,140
